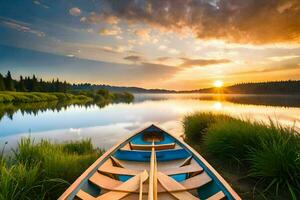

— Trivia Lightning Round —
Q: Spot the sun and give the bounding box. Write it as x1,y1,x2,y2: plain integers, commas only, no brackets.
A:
214,80,223,88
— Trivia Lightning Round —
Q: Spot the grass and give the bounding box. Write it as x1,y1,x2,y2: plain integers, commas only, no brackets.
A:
0,91,93,103
183,112,300,199
183,112,233,145
0,90,134,104
0,138,103,200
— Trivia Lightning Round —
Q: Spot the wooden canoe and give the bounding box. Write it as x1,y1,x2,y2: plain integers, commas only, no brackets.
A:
59,124,241,200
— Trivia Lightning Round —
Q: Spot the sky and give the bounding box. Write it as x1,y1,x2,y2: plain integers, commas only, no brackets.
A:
0,0,299,90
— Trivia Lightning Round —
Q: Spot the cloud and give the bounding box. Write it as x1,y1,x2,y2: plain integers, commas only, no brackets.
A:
33,1,49,9
180,58,231,67
124,55,143,62
85,12,119,24
100,45,126,54
103,15,120,25
233,64,300,76
168,49,179,55
66,54,75,58
99,26,122,36
157,45,179,54
134,28,150,41
69,7,81,16
156,57,172,62
268,55,300,62
0,17,45,37
98,0,300,44
0,45,179,88
158,45,167,50
80,17,87,23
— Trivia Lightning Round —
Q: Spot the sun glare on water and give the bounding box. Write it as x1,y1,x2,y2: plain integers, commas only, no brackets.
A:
214,80,223,88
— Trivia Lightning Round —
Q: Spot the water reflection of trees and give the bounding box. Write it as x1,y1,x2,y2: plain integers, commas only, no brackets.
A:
0,100,118,120
135,94,300,108
221,95,300,107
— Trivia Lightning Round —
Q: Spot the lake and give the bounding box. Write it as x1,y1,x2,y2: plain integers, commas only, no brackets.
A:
1,93,300,151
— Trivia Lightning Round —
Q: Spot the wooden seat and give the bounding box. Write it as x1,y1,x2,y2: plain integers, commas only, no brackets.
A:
105,156,203,176
207,191,226,200
181,172,212,190
76,190,96,200
97,171,148,200
161,159,203,175
79,171,148,200
89,170,211,194
98,158,142,176
129,142,176,151
157,172,198,200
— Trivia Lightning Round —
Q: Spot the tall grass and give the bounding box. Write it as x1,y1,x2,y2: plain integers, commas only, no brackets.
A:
184,112,300,199
0,91,93,103
0,138,103,199
183,112,234,144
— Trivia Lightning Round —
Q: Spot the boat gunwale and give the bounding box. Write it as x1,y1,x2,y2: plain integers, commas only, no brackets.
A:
58,124,241,200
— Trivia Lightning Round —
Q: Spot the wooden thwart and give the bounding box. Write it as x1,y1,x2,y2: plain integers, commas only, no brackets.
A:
98,158,141,176
157,172,198,200
76,190,95,200
97,171,148,200
207,191,226,200
99,156,203,177
130,142,176,150
79,171,148,200
88,170,211,194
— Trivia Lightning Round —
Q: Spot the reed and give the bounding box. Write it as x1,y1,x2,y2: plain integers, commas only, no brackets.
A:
183,112,234,144
0,138,103,199
184,112,300,199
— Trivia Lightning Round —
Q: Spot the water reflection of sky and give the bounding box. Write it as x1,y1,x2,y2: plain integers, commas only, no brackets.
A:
0,94,300,150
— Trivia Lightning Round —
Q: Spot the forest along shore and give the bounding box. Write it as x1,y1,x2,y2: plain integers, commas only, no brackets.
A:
183,112,300,200
0,71,134,110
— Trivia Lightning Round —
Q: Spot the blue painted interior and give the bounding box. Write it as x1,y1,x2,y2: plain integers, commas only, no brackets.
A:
170,174,187,182
118,175,133,182
197,181,221,199
113,148,190,162
130,131,174,145
81,180,101,197
65,125,236,200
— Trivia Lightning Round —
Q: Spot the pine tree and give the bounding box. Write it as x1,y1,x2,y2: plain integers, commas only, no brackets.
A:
18,76,27,92
32,75,39,91
0,73,5,91
4,71,15,91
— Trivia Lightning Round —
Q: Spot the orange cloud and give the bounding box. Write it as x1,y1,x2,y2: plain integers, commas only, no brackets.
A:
69,7,81,16
124,55,143,62
134,28,150,40
98,0,300,44
180,58,231,67
99,26,122,36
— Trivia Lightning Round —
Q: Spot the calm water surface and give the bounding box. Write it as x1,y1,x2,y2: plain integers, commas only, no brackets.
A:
1,93,300,151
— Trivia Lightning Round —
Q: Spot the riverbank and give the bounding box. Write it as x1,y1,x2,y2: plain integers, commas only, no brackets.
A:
0,90,134,104
0,138,103,199
183,112,300,199
0,90,134,120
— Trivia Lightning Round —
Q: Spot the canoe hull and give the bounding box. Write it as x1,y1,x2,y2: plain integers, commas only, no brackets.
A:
59,124,241,200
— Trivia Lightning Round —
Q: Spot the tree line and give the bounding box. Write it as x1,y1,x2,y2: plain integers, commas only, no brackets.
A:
0,71,70,92
195,80,300,95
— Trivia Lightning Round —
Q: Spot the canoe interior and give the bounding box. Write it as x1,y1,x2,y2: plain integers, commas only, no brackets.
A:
62,124,240,200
